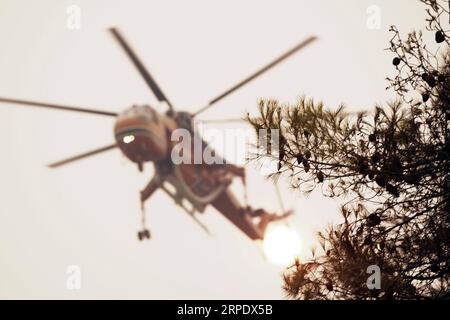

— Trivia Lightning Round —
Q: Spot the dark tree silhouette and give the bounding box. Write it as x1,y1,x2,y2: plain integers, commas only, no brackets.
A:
247,0,449,299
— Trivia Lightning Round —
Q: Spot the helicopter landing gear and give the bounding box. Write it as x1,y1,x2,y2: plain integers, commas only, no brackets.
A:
137,175,162,241
138,229,151,241
138,200,151,241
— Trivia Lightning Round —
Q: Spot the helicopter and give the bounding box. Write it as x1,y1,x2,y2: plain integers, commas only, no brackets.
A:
0,28,317,242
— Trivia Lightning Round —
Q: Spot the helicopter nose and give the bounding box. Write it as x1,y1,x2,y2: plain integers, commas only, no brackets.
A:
115,126,167,163
114,106,168,163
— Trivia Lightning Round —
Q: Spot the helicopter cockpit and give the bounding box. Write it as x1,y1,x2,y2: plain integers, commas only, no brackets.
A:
114,105,168,167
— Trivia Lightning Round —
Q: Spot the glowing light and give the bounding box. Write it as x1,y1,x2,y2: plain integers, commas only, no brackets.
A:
123,135,135,144
262,224,302,266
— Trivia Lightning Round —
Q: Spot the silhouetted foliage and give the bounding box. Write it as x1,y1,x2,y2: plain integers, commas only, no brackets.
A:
247,0,449,299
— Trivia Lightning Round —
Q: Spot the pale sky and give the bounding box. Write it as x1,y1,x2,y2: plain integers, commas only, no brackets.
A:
0,0,430,299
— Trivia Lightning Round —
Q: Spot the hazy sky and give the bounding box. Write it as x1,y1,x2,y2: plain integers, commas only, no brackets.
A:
0,0,430,299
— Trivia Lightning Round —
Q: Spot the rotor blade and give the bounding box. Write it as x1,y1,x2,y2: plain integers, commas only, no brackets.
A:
0,97,118,117
109,27,174,112
47,144,117,168
193,36,318,117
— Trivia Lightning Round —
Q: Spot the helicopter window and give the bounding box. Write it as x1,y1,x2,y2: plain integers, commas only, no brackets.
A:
132,105,151,123
150,108,159,123
138,106,159,124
